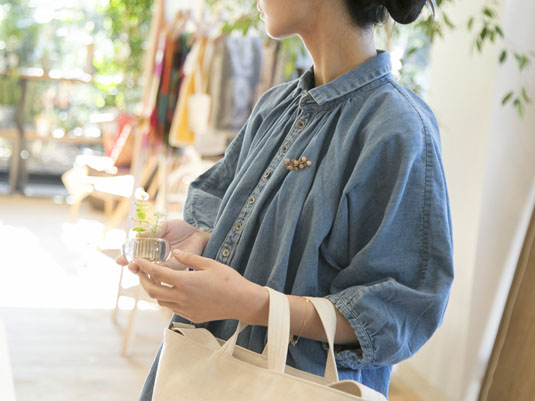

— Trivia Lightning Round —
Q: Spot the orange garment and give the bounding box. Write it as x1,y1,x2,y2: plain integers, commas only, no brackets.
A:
168,38,208,147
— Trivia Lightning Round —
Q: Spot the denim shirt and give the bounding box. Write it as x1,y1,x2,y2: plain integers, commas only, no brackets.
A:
138,51,454,399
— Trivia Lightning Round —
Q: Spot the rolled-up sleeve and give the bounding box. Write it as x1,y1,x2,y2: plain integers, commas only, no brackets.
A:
324,120,454,370
183,124,247,231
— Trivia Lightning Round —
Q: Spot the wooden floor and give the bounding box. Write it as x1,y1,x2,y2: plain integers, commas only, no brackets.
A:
0,307,169,401
0,194,426,401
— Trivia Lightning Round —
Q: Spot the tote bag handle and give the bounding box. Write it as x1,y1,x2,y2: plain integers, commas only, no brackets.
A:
219,288,340,382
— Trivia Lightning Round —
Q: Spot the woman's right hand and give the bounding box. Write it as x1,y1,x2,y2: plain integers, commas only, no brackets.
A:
115,219,211,270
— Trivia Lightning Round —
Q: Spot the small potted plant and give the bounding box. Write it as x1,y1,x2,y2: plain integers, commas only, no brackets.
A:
122,192,171,264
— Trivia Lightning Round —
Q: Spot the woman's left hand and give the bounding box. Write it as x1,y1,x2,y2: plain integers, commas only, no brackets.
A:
131,249,268,324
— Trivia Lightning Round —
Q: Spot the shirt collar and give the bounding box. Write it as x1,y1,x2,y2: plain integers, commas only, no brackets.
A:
293,50,392,105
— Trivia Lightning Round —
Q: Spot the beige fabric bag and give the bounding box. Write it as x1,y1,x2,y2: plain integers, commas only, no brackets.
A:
152,287,387,401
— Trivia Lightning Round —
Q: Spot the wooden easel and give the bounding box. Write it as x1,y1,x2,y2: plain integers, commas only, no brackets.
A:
113,0,200,356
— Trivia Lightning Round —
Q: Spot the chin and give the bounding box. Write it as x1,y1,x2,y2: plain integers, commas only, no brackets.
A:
263,21,295,40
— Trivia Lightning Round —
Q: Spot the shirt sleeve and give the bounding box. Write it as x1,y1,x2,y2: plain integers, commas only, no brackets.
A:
324,120,454,370
182,123,247,231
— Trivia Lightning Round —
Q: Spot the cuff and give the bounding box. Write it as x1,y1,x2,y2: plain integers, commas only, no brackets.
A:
324,292,378,370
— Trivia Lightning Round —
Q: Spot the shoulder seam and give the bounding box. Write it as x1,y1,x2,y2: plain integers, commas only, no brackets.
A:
386,79,432,287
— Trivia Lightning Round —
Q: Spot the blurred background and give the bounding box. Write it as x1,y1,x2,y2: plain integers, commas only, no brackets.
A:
0,0,533,400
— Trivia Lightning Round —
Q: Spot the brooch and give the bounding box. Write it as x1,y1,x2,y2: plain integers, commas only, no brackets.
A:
285,156,312,171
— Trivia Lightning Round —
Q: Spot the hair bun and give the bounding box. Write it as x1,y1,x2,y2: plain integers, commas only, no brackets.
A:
384,0,427,24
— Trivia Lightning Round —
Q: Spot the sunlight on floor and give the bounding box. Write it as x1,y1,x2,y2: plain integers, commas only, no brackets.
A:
0,196,156,310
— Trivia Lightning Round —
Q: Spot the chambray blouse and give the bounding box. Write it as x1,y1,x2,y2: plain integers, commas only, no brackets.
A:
138,51,454,399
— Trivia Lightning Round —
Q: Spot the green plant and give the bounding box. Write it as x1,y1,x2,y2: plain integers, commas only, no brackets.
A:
0,0,40,69
203,0,532,119
467,0,533,117
204,0,306,81
0,73,20,105
130,192,167,238
93,0,154,110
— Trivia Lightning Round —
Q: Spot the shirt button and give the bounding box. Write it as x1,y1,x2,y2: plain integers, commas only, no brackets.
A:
248,196,255,204
235,222,242,231
296,120,306,130
222,249,230,257
281,144,288,153
263,170,271,179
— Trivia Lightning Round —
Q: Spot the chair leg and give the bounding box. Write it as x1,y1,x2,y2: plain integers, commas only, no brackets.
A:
121,294,139,357
69,199,82,223
112,265,125,324
104,198,114,220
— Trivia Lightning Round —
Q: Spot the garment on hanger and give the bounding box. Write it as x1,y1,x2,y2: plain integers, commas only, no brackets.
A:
207,36,263,133
168,36,209,147
255,40,279,102
150,32,192,146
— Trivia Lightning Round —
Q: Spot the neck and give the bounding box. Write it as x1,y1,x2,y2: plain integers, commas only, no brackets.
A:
298,7,377,87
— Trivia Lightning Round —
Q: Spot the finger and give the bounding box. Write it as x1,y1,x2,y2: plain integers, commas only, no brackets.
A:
138,271,176,302
128,262,140,274
172,249,212,271
136,258,179,284
116,255,128,266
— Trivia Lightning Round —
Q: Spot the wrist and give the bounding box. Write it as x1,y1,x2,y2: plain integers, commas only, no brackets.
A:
236,283,269,326
194,229,211,247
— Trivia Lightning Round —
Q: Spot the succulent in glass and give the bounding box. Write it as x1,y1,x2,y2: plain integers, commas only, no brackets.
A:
122,192,170,264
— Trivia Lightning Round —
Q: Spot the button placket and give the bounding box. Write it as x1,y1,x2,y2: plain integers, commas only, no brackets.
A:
217,108,310,263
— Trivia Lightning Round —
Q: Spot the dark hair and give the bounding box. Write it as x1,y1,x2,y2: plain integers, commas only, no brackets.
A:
344,0,431,27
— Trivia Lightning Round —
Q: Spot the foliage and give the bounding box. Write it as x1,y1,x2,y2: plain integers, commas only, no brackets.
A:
93,0,154,109
0,73,20,105
130,192,166,238
204,0,305,81
204,0,531,118
467,0,533,117
0,0,40,69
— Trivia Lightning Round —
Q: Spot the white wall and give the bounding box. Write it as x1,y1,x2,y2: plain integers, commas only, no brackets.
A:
398,0,535,400
463,0,535,397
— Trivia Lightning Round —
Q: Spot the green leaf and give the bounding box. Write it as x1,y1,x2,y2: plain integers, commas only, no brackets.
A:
521,88,531,103
443,13,455,29
502,91,514,105
519,55,529,70
476,39,482,52
514,98,525,118
495,26,504,38
138,212,146,219
499,50,507,64
467,17,474,30
406,47,418,58
483,7,495,18
132,227,147,232
481,26,488,41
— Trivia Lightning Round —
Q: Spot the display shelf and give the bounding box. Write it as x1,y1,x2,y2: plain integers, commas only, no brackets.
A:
0,128,17,140
25,130,103,146
2,66,109,197
0,128,103,146
1,69,93,85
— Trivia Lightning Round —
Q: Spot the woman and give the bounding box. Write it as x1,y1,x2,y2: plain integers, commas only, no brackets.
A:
118,0,454,398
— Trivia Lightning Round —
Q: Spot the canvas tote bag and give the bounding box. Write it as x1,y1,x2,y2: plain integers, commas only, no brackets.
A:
152,287,387,401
